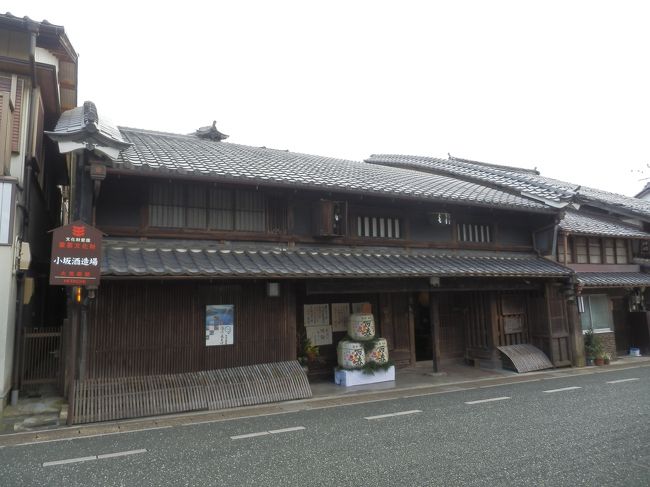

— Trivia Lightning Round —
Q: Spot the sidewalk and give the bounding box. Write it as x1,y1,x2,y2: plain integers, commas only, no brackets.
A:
1,356,648,447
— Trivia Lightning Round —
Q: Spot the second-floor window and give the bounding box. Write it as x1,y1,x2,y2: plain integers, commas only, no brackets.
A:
356,215,401,239
557,236,628,264
149,183,266,232
457,223,492,243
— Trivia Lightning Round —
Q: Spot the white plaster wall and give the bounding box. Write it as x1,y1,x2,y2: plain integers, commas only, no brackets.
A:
0,75,31,409
0,245,17,409
34,47,59,73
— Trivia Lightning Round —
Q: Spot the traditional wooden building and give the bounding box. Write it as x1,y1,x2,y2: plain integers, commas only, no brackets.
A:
46,105,579,422
0,13,77,410
366,154,650,361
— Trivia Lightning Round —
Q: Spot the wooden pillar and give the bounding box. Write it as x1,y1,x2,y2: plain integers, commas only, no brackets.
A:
489,292,501,365
567,296,585,367
429,292,441,373
66,298,79,426
408,295,416,366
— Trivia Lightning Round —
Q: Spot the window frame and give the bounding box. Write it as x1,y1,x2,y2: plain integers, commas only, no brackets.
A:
580,294,613,333
355,213,403,240
0,179,16,246
456,222,493,244
148,182,268,233
565,236,629,265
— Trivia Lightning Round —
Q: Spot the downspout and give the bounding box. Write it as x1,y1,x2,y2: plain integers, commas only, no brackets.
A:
11,22,39,405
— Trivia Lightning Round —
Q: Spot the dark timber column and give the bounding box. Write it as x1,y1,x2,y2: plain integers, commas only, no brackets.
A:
567,295,585,367
429,292,441,372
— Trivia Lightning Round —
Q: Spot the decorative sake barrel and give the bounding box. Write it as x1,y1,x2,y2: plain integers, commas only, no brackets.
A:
348,313,375,341
366,338,389,364
337,340,366,369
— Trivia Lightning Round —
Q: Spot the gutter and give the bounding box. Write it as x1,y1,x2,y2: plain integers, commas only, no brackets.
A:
11,20,39,405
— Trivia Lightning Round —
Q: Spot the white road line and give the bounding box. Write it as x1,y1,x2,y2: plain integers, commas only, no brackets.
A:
43,449,148,467
97,449,147,459
43,456,97,467
465,397,510,405
543,386,582,394
230,431,270,440
364,409,422,420
16,425,172,447
268,426,306,434
480,379,541,389
607,378,639,384
231,426,306,439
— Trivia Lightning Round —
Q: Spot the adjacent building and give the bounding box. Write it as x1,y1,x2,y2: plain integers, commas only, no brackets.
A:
0,13,77,410
366,154,650,361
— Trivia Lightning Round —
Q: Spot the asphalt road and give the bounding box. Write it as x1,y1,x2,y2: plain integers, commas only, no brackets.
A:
1,365,648,487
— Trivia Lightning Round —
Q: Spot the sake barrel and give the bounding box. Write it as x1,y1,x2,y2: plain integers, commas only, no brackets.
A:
366,338,389,364
348,313,375,341
337,340,366,369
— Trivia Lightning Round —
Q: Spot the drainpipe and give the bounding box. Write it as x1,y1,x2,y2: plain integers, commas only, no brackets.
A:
10,22,39,405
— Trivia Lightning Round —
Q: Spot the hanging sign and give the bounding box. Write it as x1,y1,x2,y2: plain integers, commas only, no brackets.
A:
49,220,102,287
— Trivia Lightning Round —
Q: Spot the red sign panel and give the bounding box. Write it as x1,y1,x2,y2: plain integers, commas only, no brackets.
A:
49,221,103,287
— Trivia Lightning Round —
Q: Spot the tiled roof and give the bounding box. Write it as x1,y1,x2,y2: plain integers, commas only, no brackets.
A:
110,127,550,213
101,239,571,279
559,210,650,238
46,102,131,160
366,154,575,203
366,154,650,219
576,272,650,288
577,186,650,220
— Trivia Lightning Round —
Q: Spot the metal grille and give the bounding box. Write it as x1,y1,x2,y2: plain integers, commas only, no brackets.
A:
71,360,311,424
21,327,62,385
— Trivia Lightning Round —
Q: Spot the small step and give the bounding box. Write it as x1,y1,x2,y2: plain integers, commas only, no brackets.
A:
13,413,60,432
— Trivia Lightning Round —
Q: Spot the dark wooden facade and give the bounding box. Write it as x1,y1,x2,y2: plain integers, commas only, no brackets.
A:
86,281,295,378
75,172,573,382
95,175,548,252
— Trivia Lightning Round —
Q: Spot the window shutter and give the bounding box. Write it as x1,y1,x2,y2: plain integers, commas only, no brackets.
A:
0,93,12,174
11,78,23,153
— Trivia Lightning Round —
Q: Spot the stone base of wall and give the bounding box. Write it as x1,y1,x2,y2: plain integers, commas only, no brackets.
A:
599,332,617,358
582,331,617,360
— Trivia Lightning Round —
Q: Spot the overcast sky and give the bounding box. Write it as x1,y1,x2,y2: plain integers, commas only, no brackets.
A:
11,1,650,196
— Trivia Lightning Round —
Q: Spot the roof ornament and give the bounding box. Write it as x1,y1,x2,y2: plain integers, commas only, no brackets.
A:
83,101,99,133
45,100,131,160
195,121,229,142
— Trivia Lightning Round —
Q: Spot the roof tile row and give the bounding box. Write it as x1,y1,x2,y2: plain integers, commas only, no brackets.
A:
102,239,571,279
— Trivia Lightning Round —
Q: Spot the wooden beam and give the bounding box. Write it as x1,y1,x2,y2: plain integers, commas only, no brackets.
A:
306,279,431,295
429,292,441,373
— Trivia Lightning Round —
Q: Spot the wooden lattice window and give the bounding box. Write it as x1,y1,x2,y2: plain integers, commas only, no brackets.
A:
149,183,268,232
457,223,492,243
574,237,588,263
356,215,401,239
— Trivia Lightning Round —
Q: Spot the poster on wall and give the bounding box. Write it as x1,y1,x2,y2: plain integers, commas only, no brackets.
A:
306,325,333,346
303,303,330,327
331,303,350,332
205,304,235,346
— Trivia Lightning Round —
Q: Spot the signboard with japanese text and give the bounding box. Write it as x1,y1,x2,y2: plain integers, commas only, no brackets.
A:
49,221,102,287
205,305,235,346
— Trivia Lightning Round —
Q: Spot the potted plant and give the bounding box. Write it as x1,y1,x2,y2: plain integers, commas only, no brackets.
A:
305,340,320,362
603,353,611,365
297,332,319,370
584,330,604,366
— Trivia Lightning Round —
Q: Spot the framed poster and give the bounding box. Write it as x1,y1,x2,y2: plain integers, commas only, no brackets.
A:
331,303,350,332
205,304,234,346
306,325,333,346
304,303,330,327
